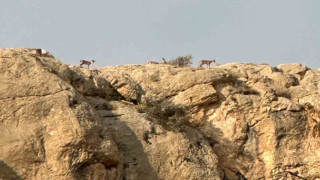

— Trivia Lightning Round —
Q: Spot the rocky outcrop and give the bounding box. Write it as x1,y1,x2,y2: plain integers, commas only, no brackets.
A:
1,48,320,180
0,48,221,180
0,48,121,180
100,62,320,179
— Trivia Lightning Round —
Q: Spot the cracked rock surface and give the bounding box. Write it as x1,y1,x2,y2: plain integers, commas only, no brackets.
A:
1,48,320,179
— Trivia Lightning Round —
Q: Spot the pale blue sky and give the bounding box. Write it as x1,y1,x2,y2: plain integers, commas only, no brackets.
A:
1,0,319,68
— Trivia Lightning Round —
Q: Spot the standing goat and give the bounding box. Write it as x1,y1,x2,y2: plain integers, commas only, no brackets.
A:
161,57,167,64
80,60,95,69
199,59,216,69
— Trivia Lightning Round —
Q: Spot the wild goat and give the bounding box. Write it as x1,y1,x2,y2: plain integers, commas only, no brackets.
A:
161,58,167,64
80,60,95,69
148,61,159,64
199,59,216,69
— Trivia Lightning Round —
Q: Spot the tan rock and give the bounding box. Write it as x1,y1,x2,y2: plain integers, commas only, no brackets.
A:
0,48,121,179
277,63,308,80
268,72,297,87
300,70,320,84
2,48,320,179
0,48,222,180
99,64,231,102
172,83,218,107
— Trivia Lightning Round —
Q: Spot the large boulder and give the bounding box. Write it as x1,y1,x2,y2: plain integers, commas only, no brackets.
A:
277,63,308,80
171,83,218,107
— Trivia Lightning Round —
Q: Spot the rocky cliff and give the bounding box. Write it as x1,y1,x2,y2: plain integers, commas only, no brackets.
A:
0,48,320,180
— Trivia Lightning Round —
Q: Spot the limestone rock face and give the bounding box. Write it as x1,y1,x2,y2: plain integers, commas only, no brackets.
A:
100,62,320,179
99,64,231,103
1,48,320,180
0,48,121,180
0,48,221,180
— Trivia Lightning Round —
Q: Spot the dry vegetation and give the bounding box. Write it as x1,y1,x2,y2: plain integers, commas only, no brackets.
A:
167,54,193,67
137,98,190,131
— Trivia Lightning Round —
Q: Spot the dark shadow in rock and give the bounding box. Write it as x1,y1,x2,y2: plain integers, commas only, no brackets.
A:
105,118,159,180
0,161,23,180
71,97,158,180
137,86,263,179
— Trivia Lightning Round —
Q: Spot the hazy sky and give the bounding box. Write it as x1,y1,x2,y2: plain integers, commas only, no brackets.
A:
1,0,319,68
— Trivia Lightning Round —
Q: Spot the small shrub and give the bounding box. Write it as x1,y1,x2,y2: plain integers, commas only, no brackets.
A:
136,104,147,113
242,89,260,95
275,90,291,99
136,98,190,131
168,54,193,67
271,66,282,72
260,63,269,65
122,74,144,103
